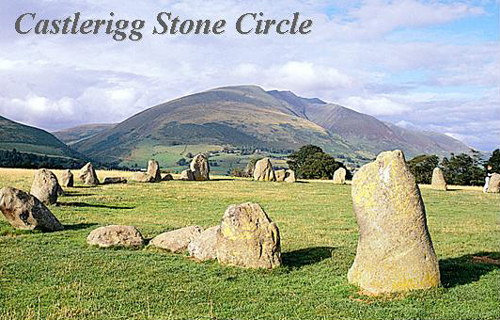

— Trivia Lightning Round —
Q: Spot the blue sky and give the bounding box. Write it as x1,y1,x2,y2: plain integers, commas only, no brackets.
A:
0,0,498,151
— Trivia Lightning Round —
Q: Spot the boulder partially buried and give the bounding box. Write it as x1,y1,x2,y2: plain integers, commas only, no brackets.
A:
61,170,74,187
285,170,296,183
216,203,281,269
150,226,203,253
188,226,219,261
333,167,347,185
275,169,286,182
30,169,63,205
87,225,144,248
487,173,500,193
180,169,195,181
79,162,99,185
348,150,440,295
0,187,63,231
130,172,155,183
162,173,174,181
102,177,127,185
431,167,447,191
190,154,210,181
147,160,162,182
253,158,276,182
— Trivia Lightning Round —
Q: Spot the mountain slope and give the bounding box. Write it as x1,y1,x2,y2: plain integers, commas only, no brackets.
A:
74,86,354,163
0,116,84,159
53,123,116,145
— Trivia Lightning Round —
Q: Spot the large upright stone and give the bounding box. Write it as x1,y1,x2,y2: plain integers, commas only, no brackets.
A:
253,158,276,182
216,203,281,269
0,187,64,231
285,169,296,183
147,160,162,182
61,170,74,187
333,167,347,185
30,169,63,205
487,173,500,193
190,154,210,181
348,150,440,295
79,162,99,185
431,167,447,191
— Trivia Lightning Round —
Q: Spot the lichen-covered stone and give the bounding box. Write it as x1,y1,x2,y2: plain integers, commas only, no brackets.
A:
30,169,63,205
487,173,500,193
188,226,219,261
216,203,281,269
79,162,99,185
333,167,347,185
253,158,276,182
285,170,296,183
190,154,210,181
348,150,440,295
61,170,74,187
87,225,144,248
431,167,447,191
180,169,195,181
147,160,162,182
150,226,203,253
0,187,63,231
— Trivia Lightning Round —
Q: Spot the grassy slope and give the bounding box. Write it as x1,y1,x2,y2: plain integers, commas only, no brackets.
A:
0,168,498,320
53,124,116,146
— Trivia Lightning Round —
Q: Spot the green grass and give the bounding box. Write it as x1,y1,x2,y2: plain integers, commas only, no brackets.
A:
0,169,499,319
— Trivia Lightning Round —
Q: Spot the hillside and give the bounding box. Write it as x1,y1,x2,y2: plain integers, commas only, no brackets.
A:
53,123,116,145
0,115,84,160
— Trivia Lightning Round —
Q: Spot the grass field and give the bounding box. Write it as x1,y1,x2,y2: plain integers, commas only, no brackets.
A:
0,168,499,320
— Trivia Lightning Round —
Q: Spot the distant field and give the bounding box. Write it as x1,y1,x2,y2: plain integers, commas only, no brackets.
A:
0,168,499,320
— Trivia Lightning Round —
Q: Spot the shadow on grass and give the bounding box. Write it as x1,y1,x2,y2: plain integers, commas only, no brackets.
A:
63,223,98,231
62,191,93,197
57,202,135,210
282,246,334,268
439,252,499,288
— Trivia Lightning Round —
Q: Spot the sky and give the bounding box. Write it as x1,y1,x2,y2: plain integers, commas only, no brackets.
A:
0,0,498,151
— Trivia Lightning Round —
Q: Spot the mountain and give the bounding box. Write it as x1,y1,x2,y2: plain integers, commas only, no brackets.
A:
53,123,116,145
0,115,84,159
71,85,470,167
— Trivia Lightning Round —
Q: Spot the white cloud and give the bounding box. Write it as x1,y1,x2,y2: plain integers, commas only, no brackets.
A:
340,96,411,116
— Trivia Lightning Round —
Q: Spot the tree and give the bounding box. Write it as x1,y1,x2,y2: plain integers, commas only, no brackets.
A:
441,152,484,186
486,149,500,173
287,145,348,179
407,154,439,184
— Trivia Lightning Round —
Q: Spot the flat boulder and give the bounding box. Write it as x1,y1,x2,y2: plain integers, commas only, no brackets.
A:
190,154,210,181
0,187,63,231
150,226,203,253
487,173,500,193
285,170,296,183
130,172,155,183
333,167,347,185
79,162,99,185
87,225,144,248
275,169,286,182
188,226,219,261
162,173,174,181
180,169,195,181
348,150,440,295
216,203,281,269
102,177,127,185
253,158,276,182
431,167,447,191
61,170,74,187
30,169,63,205
147,160,162,182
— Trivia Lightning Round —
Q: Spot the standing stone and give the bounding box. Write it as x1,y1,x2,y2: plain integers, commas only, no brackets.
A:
0,187,63,231
216,203,281,269
244,162,255,177
190,154,210,181
487,173,500,193
61,170,74,187
150,226,203,253
333,167,347,185
285,170,296,183
147,160,162,182
188,226,220,261
431,167,447,191
275,169,286,182
253,158,276,182
162,173,174,181
30,169,62,205
180,169,195,181
79,162,99,185
87,225,144,248
348,150,440,295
